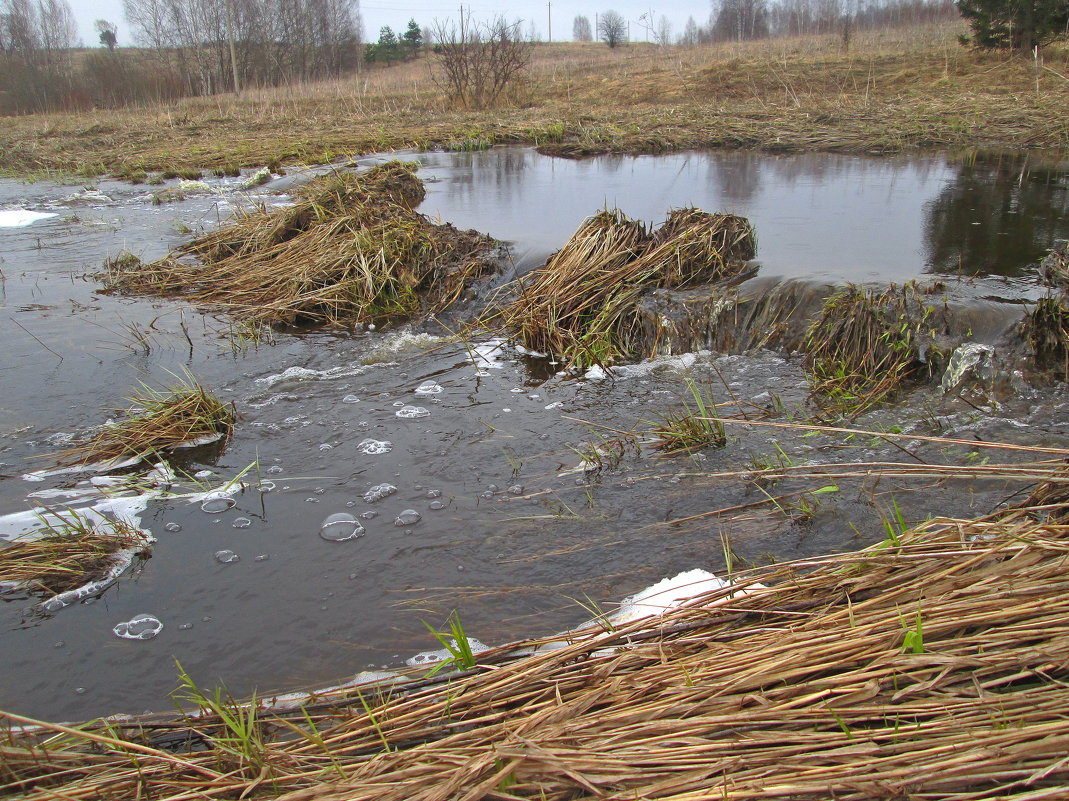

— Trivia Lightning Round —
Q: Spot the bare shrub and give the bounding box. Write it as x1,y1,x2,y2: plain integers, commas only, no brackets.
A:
431,16,532,109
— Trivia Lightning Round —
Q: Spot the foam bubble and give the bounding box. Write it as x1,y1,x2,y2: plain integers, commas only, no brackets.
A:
363,483,397,503
319,513,365,542
395,405,430,419
113,613,163,640
357,439,393,455
394,509,422,527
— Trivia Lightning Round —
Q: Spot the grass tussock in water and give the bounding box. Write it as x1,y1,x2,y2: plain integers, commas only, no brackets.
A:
1039,240,1069,290
102,161,495,326
803,283,940,417
0,510,146,596
1024,295,1069,380
647,378,728,454
497,207,755,368
54,377,233,467
6,473,1069,799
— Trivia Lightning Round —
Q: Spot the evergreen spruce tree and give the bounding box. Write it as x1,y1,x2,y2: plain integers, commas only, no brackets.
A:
402,19,423,57
956,0,1069,51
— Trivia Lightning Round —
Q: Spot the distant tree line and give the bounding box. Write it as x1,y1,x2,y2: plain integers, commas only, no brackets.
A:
0,0,363,114
571,1,963,46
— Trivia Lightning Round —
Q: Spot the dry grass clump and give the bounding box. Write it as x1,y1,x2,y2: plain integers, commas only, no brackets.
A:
803,283,940,417
54,378,233,467
5,482,1069,800
1023,295,1069,380
0,510,146,596
635,207,756,288
103,161,495,327
498,207,754,368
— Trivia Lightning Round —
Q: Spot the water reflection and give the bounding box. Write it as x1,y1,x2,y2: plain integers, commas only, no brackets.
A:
923,152,1069,276
417,147,1069,282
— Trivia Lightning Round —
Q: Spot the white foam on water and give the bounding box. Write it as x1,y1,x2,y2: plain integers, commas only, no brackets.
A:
406,638,490,667
532,569,766,654
256,362,394,389
0,210,58,227
357,439,392,455
22,455,141,482
612,569,735,625
471,338,509,370
582,352,703,381
259,670,401,713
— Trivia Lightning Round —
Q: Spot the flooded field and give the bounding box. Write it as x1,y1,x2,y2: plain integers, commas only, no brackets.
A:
1,148,1068,721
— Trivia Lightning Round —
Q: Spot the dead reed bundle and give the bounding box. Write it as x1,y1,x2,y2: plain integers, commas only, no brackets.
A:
103,162,494,327
638,207,756,289
53,377,233,467
0,511,146,596
499,209,651,366
803,283,941,417
6,484,1069,800
499,208,754,368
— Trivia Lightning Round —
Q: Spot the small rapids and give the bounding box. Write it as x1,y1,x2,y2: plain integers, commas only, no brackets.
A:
1,148,1067,721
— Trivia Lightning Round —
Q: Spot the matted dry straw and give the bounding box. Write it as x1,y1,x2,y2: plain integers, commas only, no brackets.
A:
103,162,496,327
5,476,1069,800
497,208,755,368
52,377,233,467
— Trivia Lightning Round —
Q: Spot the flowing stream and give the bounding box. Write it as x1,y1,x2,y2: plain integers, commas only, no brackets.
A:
1,147,1067,721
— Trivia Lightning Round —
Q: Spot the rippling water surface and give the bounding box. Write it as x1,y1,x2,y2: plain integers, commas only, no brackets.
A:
1,148,1067,720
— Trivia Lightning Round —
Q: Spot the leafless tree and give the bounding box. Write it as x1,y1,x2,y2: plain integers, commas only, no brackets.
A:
432,15,531,108
655,15,672,45
598,9,626,47
572,14,592,41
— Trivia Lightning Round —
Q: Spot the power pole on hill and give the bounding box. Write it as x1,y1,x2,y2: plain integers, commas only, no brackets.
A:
547,2,551,42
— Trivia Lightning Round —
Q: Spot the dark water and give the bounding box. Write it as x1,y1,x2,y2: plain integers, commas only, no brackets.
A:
1,148,1067,722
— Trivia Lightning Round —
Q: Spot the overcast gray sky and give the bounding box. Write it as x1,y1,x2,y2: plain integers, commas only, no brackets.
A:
67,0,715,49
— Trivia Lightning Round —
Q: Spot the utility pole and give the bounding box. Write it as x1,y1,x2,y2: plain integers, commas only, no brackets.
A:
547,2,551,42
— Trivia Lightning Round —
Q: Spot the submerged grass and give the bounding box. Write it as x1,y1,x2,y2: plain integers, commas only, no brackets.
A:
803,283,940,417
53,375,233,467
103,161,495,327
648,378,728,454
496,207,755,368
0,509,146,596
